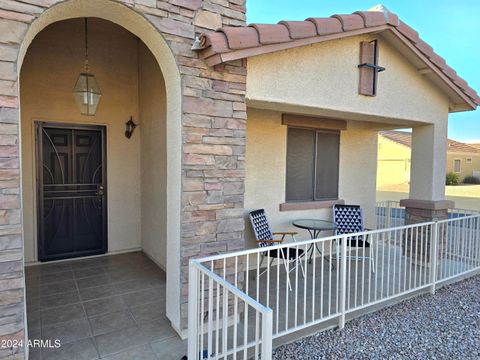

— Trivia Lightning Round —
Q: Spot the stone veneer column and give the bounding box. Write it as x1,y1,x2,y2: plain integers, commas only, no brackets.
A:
0,0,247,356
400,199,454,265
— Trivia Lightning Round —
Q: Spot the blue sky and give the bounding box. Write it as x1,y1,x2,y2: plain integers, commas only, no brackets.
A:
247,1,480,142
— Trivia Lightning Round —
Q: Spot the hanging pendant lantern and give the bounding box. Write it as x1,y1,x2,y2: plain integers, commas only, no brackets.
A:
73,18,101,116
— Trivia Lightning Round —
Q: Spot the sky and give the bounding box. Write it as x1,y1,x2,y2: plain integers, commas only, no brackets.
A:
246,1,480,143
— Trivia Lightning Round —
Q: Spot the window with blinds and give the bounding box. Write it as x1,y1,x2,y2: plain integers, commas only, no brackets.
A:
286,127,340,202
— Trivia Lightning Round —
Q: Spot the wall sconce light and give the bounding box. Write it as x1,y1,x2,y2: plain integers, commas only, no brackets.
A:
125,117,137,139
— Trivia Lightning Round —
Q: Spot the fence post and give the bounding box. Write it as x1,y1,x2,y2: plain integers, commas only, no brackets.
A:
338,235,348,329
430,222,439,295
386,201,392,229
188,261,199,359
261,310,273,360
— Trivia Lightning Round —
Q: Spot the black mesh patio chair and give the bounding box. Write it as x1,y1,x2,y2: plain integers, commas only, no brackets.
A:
249,209,306,290
333,204,375,272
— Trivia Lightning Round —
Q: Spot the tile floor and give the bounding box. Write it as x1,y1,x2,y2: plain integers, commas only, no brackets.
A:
25,252,187,360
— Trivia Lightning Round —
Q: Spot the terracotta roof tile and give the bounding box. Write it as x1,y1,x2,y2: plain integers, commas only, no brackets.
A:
453,77,468,91
279,20,317,39
465,87,479,100
442,64,457,80
354,11,388,27
427,54,447,71
250,24,290,45
220,26,260,50
306,17,343,35
380,131,480,154
197,8,479,107
397,20,419,43
415,38,434,57
331,14,365,31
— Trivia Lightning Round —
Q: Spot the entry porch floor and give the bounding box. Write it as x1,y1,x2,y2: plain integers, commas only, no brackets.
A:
25,252,186,360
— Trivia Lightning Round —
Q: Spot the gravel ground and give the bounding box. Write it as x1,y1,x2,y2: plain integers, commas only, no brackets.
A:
272,275,480,359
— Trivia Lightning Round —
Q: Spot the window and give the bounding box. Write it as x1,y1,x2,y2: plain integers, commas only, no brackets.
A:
454,159,461,173
286,127,340,202
466,158,473,163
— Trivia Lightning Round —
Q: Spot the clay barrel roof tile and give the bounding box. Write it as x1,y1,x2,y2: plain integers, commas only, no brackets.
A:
250,23,291,45
354,11,388,27
397,20,419,43
331,14,365,31
429,53,447,69
442,64,457,80
415,38,434,57
279,20,317,39
305,17,343,36
219,26,260,50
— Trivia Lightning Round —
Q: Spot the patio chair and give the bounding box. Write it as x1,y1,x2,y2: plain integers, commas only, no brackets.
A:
333,204,375,273
249,209,306,290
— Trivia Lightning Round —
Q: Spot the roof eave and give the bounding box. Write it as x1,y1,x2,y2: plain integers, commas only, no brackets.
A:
199,25,390,66
198,23,478,112
387,28,477,112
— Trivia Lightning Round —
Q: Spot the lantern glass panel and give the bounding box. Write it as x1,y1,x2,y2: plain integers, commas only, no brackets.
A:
73,73,101,116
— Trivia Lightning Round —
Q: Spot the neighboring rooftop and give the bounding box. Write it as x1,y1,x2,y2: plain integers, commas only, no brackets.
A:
196,5,479,110
380,130,480,154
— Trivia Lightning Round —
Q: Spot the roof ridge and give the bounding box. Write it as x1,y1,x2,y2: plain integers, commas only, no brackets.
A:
196,10,479,107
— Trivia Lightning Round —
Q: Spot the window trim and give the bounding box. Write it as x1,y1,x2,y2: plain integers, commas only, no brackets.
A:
453,158,462,173
285,126,341,203
280,199,345,212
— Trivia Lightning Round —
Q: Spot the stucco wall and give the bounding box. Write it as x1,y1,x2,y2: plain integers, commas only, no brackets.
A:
20,19,142,263
377,136,411,186
244,108,378,248
139,42,167,270
247,34,450,126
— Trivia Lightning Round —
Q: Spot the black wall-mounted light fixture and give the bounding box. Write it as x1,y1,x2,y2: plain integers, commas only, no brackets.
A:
125,117,137,139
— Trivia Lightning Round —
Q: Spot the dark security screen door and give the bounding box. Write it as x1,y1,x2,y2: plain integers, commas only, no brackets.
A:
36,122,107,261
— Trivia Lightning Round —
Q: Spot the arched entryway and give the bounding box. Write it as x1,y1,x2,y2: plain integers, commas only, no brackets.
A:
18,1,183,357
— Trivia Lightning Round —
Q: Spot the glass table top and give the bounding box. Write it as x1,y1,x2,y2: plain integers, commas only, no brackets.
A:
292,219,337,231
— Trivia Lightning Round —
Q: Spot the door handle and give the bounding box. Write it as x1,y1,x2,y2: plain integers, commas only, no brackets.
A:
96,185,104,196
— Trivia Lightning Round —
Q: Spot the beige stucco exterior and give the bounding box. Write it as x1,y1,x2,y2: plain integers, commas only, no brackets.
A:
138,41,168,269
245,33,453,209
246,34,450,127
377,136,411,187
2,0,475,351
244,108,378,246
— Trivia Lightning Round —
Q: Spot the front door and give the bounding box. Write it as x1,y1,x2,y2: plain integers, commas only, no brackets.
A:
36,122,107,261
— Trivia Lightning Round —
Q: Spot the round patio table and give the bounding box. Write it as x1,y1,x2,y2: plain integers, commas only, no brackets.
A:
292,219,337,263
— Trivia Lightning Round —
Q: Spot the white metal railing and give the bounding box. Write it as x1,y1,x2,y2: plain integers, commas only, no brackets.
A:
376,200,405,229
188,212,480,359
376,201,480,230
188,260,273,360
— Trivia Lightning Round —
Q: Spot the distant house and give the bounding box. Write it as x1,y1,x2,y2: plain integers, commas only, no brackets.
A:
378,131,480,186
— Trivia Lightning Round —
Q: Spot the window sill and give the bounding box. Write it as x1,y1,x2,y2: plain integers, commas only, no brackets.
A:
279,199,345,212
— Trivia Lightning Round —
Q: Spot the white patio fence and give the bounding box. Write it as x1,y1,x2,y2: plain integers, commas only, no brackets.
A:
188,205,480,360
